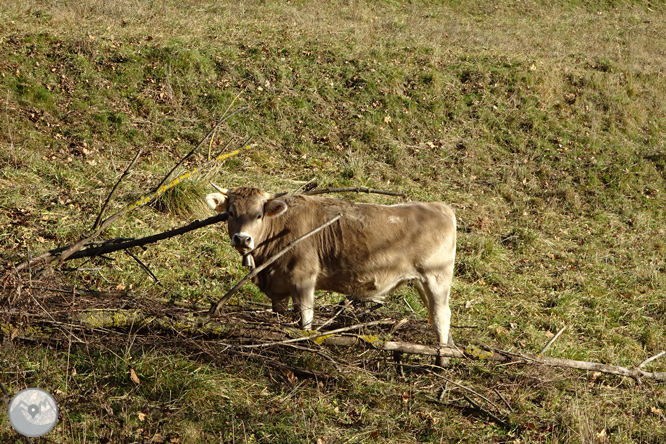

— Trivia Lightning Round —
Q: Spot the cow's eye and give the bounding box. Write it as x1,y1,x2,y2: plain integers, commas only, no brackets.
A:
256,214,262,220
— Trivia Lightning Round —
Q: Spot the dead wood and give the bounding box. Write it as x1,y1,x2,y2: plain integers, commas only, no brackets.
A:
14,110,249,272
210,213,344,315
321,337,666,381
302,187,407,198
14,295,666,382
93,149,143,231
539,325,567,354
15,213,228,268
238,319,392,349
638,351,666,370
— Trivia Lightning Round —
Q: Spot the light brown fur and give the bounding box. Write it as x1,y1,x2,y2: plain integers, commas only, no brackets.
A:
206,187,456,358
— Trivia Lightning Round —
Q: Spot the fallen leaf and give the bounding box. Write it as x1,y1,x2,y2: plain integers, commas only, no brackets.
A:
588,371,601,387
130,368,140,385
596,428,607,442
285,370,297,385
138,412,147,421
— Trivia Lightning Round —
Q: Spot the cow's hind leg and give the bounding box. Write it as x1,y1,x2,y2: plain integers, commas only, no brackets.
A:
418,274,454,367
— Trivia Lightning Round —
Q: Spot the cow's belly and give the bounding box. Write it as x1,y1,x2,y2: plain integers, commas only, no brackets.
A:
317,270,419,302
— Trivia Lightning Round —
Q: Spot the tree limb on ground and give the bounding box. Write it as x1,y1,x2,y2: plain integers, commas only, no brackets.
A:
13,213,228,269
302,187,407,198
45,307,666,382
321,336,666,381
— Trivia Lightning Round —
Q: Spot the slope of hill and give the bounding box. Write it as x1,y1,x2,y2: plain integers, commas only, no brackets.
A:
1,1,665,442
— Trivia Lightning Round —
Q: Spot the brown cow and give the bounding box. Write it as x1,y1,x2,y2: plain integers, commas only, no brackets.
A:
206,187,456,355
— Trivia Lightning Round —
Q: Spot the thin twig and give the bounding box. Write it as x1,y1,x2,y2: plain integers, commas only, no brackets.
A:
424,368,503,413
403,297,417,316
539,325,567,355
493,388,514,413
152,106,248,192
638,351,666,370
210,213,343,314
302,187,407,197
315,298,352,331
124,249,162,286
283,343,344,374
291,178,318,194
237,319,391,349
461,394,511,429
92,149,142,231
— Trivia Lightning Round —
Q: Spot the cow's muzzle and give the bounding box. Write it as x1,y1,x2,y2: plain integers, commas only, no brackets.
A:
231,232,254,252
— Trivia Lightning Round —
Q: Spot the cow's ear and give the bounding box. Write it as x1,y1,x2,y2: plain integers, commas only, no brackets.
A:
264,199,288,218
206,193,228,213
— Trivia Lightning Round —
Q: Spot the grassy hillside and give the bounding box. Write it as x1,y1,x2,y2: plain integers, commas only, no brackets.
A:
1,0,665,442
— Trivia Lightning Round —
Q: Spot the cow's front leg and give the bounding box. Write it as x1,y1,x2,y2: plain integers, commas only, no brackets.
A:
270,293,289,315
290,283,316,330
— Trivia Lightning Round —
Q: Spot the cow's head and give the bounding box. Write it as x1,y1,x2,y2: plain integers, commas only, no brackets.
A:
206,186,288,254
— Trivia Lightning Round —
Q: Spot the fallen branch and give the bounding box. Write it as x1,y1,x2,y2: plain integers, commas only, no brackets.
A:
302,187,407,198
16,213,227,267
93,149,142,231
638,351,666,370
15,114,250,272
15,295,666,382
320,337,666,381
237,319,391,349
539,325,567,354
209,213,344,315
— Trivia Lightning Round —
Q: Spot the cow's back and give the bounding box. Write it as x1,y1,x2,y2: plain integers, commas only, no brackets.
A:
262,195,456,300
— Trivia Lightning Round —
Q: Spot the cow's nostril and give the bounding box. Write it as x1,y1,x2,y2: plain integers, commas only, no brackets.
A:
232,233,252,248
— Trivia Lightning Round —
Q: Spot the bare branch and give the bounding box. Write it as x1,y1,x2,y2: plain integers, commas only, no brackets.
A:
461,394,511,429
210,213,343,314
494,388,514,413
15,139,251,272
124,248,162,286
323,338,666,381
93,149,142,231
236,319,391,349
486,346,666,381
539,325,567,355
152,106,248,192
291,178,318,194
638,351,666,370
15,214,228,269
302,187,407,198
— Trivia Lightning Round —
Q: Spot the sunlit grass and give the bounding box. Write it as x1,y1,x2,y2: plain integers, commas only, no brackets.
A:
1,0,665,442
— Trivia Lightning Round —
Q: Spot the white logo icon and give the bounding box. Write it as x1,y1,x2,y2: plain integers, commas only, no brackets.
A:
8,388,58,437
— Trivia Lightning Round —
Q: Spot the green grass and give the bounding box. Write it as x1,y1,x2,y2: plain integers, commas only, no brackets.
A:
1,0,666,442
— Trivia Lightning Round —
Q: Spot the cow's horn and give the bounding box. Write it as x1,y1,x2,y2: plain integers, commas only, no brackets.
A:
210,182,228,195
272,192,288,198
